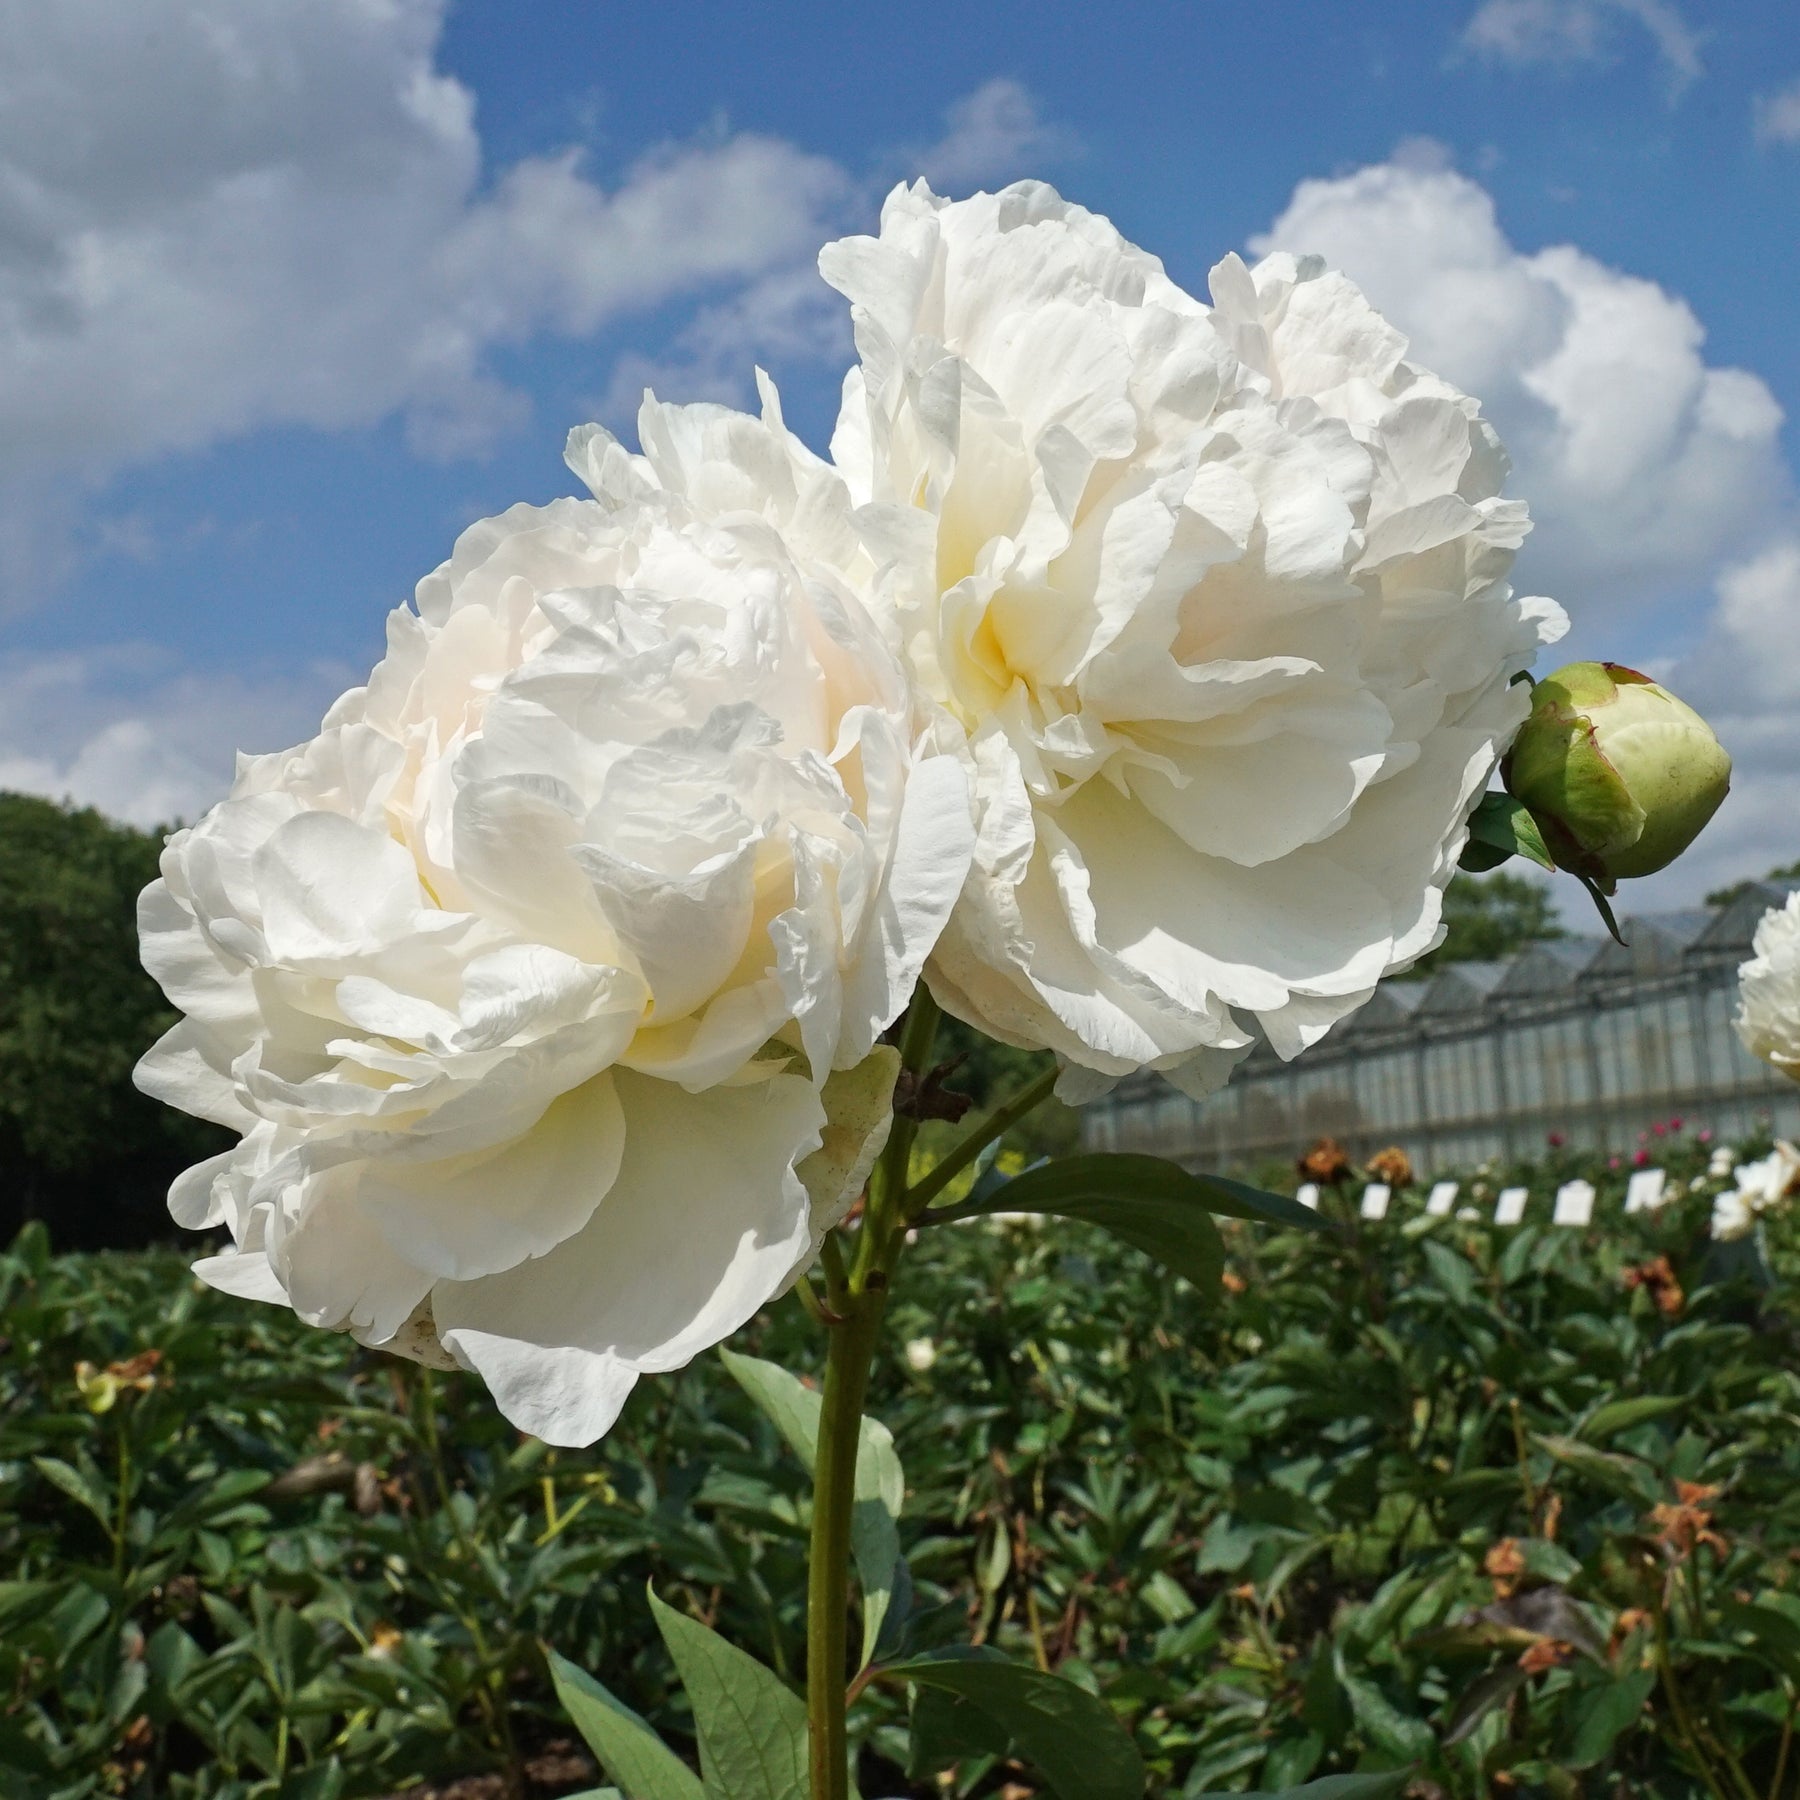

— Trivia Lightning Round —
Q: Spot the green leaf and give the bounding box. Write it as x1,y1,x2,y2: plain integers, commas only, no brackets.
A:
1573,869,1627,945
1531,1434,1661,1503
1580,1395,1687,1443
547,1649,704,1800
1718,1601,1800,1681
1444,1665,1531,1747
1567,1666,1655,1768
1194,1775,1415,1799
925,1154,1232,1290
648,1586,810,1800
1336,1662,1433,1760
718,1349,905,1668
1175,1171,1329,1234
33,1454,114,1534
905,1682,1011,1781
885,1649,1144,1800
1461,792,1557,873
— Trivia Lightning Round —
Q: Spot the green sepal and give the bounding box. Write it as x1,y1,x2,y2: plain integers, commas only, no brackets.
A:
1460,792,1557,874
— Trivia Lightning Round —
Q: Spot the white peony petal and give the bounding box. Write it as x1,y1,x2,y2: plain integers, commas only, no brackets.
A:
253,812,432,966
434,1069,824,1445
836,751,975,1066
357,1072,628,1282
192,1249,290,1306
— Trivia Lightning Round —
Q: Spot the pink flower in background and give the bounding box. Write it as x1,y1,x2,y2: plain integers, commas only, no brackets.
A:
1548,1132,1566,1149
1634,1149,1651,1166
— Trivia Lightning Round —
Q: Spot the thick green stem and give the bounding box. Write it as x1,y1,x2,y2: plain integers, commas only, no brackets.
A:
805,1284,888,1800
806,990,941,1800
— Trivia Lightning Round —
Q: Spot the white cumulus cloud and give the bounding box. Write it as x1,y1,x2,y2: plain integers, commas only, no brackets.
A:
905,78,1079,191
1251,155,1788,620
1461,0,1704,93
1755,78,1800,147
1651,539,1800,903
0,646,353,828
0,0,852,609
0,0,1081,827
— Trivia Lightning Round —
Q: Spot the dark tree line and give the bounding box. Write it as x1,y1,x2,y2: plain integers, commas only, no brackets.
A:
0,793,228,1249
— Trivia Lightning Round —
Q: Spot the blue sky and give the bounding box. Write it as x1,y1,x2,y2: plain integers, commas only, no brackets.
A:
2,0,1796,906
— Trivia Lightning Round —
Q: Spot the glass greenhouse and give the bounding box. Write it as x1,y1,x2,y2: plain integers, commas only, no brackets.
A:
1081,880,1800,1174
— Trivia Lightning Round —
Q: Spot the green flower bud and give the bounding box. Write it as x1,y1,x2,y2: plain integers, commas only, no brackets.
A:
1504,661,1730,889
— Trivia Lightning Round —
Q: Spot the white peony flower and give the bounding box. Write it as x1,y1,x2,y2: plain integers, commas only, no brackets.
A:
1711,1187,1755,1242
136,386,973,1446
818,182,1566,1096
1736,891,1800,1084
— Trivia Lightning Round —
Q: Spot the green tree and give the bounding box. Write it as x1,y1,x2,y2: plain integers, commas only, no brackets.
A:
1415,869,1566,973
0,793,226,1245
1706,858,1800,909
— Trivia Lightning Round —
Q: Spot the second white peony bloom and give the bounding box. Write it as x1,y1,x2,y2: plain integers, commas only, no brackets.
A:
1736,890,1800,1085
136,387,973,1445
820,181,1567,1096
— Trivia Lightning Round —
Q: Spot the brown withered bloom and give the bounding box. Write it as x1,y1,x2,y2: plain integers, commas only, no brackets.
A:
1299,1137,1353,1185
1485,1538,1527,1600
1650,1481,1727,1559
1517,1638,1574,1674
1622,1254,1684,1316
1365,1145,1413,1187
1609,1607,1652,1661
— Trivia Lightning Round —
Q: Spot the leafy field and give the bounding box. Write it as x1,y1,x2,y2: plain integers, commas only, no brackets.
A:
5,1131,1800,1800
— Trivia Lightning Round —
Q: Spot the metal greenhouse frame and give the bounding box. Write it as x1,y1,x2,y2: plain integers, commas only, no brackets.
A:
1080,881,1800,1174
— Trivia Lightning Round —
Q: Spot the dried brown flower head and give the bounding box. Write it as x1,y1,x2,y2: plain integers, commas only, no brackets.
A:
1299,1137,1353,1184
1622,1254,1685,1316
1365,1145,1414,1187
1485,1537,1527,1599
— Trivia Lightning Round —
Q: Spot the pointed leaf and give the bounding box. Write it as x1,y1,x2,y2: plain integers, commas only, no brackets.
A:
719,1349,904,1666
885,1650,1144,1800
1567,1666,1655,1768
924,1154,1230,1289
547,1649,704,1800
1461,792,1556,873
1197,1776,1415,1800
1182,1170,1329,1232
33,1455,114,1534
1580,1395,1686,1443
648,1587,810,1800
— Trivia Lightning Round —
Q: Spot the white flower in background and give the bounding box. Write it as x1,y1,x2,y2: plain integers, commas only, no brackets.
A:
1715,1140,1800,1239
1711,1188,1755,1242
820,182,1566,1096
1736,891,1800,1084
136,388,973,1446
903,1336,938,1372
1734,1143,1800,1207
